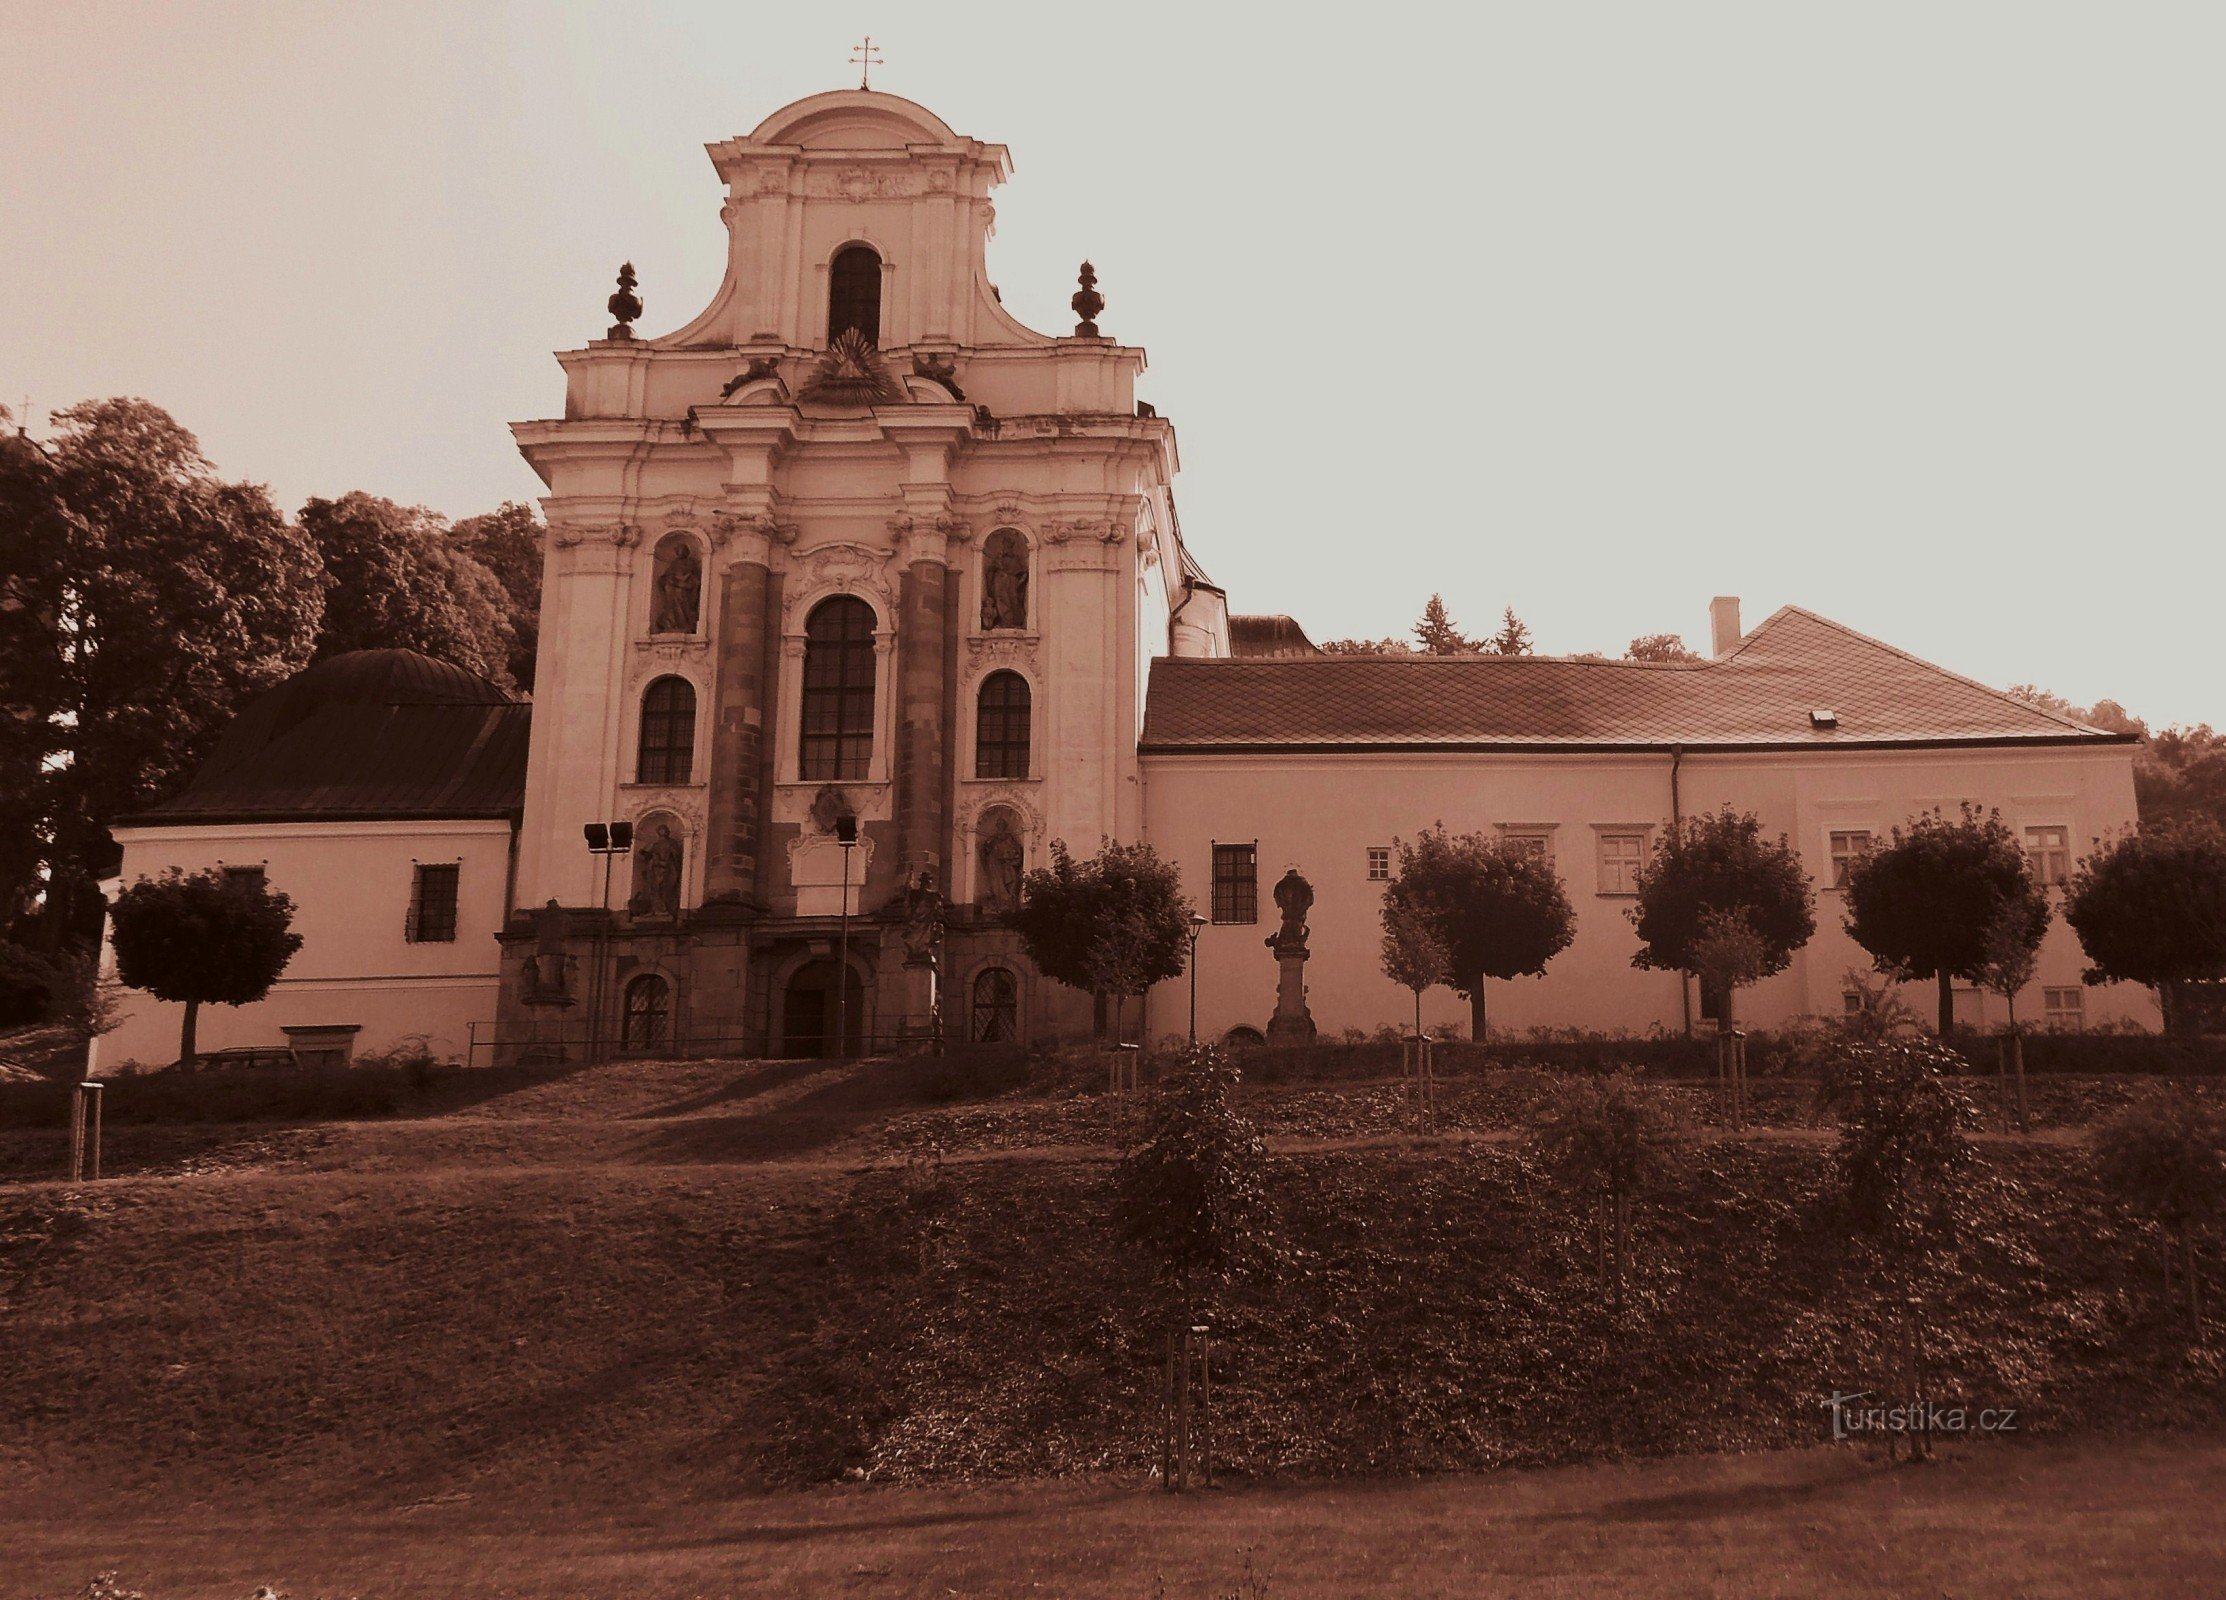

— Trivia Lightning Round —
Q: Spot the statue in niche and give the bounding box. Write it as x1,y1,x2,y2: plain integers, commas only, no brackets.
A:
976,810,1025,912
981,530,1029,631
651,537,702,634
630,822,684,919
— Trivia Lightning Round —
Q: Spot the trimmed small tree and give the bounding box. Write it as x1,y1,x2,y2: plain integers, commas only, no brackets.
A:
2092,1090,2226,1342
1378,892,1449,1042
1814,1037,1977,1240
1119,1043,1276,1303
2064,820,2226,1037
1844,805,2045,1043
1977,891,2051,1130
1628,806,1816,1032
1534,1072,1676,1310
1007,839,1193,1045
109,867,302,1066
1384,826,1575,1042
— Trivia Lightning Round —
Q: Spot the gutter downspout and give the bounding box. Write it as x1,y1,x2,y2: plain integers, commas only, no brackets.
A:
1671,744,1691,1038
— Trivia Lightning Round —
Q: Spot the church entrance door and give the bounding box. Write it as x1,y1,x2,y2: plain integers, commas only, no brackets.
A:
782,959,865,1058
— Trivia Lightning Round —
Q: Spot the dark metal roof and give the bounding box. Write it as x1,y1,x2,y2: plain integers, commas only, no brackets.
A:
1141,607,2131,754
1227,614,1319,659
133,650,529,825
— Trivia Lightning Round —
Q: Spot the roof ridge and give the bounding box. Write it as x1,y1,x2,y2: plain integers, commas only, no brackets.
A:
1760,606,2102,734
1151,653,1715,671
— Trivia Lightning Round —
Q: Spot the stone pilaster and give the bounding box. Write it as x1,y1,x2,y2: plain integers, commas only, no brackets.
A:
703,518,778,906
895,544,950,887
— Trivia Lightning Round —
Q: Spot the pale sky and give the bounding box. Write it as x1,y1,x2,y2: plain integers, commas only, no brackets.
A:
5,2,2221,726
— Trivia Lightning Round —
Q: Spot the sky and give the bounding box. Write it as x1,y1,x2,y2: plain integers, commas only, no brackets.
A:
4,2,2221,726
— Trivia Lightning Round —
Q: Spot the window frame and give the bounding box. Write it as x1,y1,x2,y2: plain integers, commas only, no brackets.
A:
799,596,879,783
407,861,461,944
1365,846,1391,882
973,670,1033,780
2043,986,2085,1031
1211,842,1259,926
2024,824,2072,888
1592,826,1650,896
970,966,1019,1044
1497,824,1557,865
635,675,698,787
622,972,672,1056
1827,828,1874,891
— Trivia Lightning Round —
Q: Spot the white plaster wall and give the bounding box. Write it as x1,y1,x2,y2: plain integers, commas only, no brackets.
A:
1140,744,2158,1044
93,820,513,1070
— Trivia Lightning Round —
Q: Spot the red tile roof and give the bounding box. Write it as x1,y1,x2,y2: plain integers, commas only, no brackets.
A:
1140,607,2127,753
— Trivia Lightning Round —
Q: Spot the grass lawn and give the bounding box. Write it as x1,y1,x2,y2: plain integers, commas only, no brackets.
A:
4,1432,2220,1598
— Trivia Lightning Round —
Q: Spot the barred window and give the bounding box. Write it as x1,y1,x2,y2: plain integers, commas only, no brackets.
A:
408,863,459,944
1211,843,1257,925
971,967,1018,1043
975,671,1032,779
623,974,671,1055
800,597,877,781
636,677,696,786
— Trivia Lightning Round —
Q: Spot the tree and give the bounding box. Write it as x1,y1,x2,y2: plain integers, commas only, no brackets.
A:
1384,826,1575,1040
1007,839,1193,1043
1483,606,1534,656
301,493,514,685
450,501,544,690
1814,1038,1977,1239
109,867,302,1066
1379,892,1449,1041
1843,805,2044,1042
1118,1044,1276,1298
0,399,326,947
2064,820,2226,1036
1977,889,2051,1129
1534,1072,1676,1309
1412,594,1474,655
1628,807,1815,1032
2093,1090,2226,1342
1625,633,1700,663
1316,636,1413,656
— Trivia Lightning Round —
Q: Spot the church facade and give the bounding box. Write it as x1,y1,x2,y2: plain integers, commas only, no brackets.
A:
94,87,2153,1070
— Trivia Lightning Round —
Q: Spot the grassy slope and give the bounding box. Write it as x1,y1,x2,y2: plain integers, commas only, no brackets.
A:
1,1066,2220,1507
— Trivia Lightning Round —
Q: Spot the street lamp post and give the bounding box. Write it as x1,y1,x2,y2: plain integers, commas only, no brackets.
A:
1186,912,1208,1045
583,820,634,1062
834,814,858,1060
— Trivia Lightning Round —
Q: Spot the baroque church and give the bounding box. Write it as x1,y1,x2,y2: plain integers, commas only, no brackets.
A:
94,87,2152,1071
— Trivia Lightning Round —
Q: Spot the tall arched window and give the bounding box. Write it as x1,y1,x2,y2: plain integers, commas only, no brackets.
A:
828,245,882,345
975,671,1031,779
800,597,877,780
636,677,696,785
971,968,1018,1043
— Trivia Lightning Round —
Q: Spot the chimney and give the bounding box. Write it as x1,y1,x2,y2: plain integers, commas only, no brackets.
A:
1709,596,1742,658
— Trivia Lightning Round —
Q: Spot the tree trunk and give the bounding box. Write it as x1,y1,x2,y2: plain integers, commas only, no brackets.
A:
177,997,200,1069
1936,970,1956,1042
1469,980,1488,1044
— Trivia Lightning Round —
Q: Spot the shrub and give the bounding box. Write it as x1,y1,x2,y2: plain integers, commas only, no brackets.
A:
2092,1090,2226,1341
1533,1072,1678,1307
1814,1038,1978,1238
1118,1045,1275,1297
0,941,67,1027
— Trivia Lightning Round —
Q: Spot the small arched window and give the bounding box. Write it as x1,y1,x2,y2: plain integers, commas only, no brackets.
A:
623,974,671,1056
971,968,1018,1044
800,597,877,781
637,677,696,785
828,245,882,346
975,672,1031,780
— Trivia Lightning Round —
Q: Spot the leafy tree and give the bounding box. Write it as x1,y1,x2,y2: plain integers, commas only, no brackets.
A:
0,399,325,946
1119,1044,1275,1296
1814,1038,1977,1239
2093,1090,2226,1342
1483,606,1534,656
2064,820,2226,1036
1316,636,1413,656
302,493,514,685
1534,1072,1676,1308
1412,594,1474,655
1379,892,1449,1040
2008,684,2226,832
1625,633,1700,663
109,867,303,1066
1977,890,2050,1129
1628,807,1815,1030
1008,839,1193,1042
1385,826,1575,1040
450,501,544,690
1843,805,2045,1042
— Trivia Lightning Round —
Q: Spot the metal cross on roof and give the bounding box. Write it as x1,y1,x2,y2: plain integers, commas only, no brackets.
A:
849,36,883,89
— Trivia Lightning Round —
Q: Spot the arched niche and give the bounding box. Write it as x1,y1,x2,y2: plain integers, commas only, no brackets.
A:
649,533,704,636
974,804,1026,913
628,810,686,920
980,527,1030,631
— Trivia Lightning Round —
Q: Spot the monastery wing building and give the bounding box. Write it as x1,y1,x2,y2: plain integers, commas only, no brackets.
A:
96,87,2151,1070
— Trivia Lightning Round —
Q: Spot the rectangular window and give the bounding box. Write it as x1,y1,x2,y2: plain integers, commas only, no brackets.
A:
1828,829,1873,889
2044,986,2085,1031
1500,827,1555,863
1211,843,1257,925
1596,831,1647,895
408,863,460,944
1842,991,1865,1017
2025,825,2071,887
220,864,266,890
1366,847,1391,882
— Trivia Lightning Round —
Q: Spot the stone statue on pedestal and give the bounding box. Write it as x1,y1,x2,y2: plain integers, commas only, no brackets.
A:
1264,868,1317,1045
521,899,575,1004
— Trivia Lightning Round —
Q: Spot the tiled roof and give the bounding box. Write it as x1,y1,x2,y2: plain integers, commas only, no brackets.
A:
133,650,530,825
1140,607,2127,753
